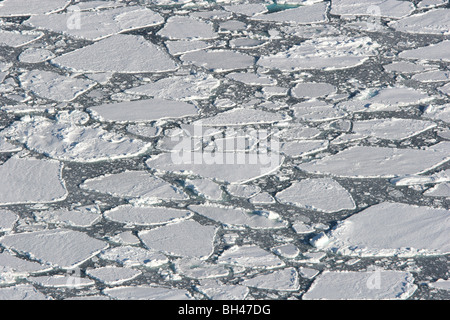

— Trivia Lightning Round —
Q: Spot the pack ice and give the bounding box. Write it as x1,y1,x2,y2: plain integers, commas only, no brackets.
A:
312,202,450,257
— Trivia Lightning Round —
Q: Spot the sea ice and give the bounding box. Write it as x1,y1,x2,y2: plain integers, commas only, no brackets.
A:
0,210,18,232
297,144,450,178
146,152,284,184
429,279,450,291
139,220,217,259
126,74,220,101
19,70,96,102
181,50,254,72
30,275,94,288
250,3,328,24
174,258,229,279
194,108,290,126
88,99,199,123
26,7,164,41
0,285,47,300
0,0,70,16
330,0,414,18
165,40,212,56
276,178,356,213
424,183,450,197
18,48,55,64
291,82,336,98
226,72,276,86
0,251,50,277
185,178,223,200
196,280,249,300
312,202,450,257
217,245,285,269
189,205,288,229
389,9,450,35
81,171,186,201
158,16,217,40
280,140,329,158
351,118,436,140
0,229,108,268
242,267,300,291
104,286,191,300
33,206,101,228
292,101,347,122
0,156,67,205
258,36,379,71
104,205,192,226
100,246,168,268
399,41,450,62
52,35,178,73
86,266,141,285
0,31,43,48
2,116,151,162
303,270,417,299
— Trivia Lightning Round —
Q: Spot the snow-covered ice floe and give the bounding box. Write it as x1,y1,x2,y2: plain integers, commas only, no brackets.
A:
1,0,449,301
312,202,450,257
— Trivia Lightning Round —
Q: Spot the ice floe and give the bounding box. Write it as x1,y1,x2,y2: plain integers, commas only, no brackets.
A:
218,245,285,269
181,50,254,72
291,82,336,98
52,35,178,73
250,3,328,24
33,206,101,228
146,152,284,184
276,178,356,213
19,70,96,102
351,118,436,140
104,286,191,300
258,36,379,71
104,205,192,226
126,73,219,101
81,171,186,201
312,202,450,257
158,16,217,40
86,266,141,285
100,246,168,268
189,205,288,229
174,257,229,279
0,229,108,268
0,31,43,48
0,210,18,232
0,0,70,17
18,48,56,64
2,116,151,162
242,267,300,291
88,99,199,123
139,220,217,259
297,143,450,178
30,275,94,288
26,7,164,41
303,270,417,300
0,156,67,205
389,9,450,35
330,0,414,18
0,285,47,300
399,41,450,62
